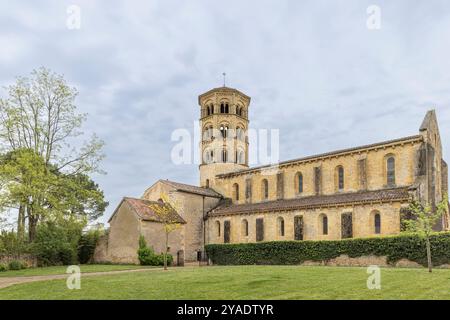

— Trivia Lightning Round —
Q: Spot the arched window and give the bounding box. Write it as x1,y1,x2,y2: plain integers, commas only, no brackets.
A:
203,150,209,164
237,127,245,141
236,150,245,164
205,179,210,188
220,103,229,114
261,179,269,200
374,212,381,234
222,149,228,163
204,149,214,163
233,183,239,201
387,157,395,185
319,214,328,235
210,104,214,114
220,125,228,138
241,219,248,237
215,221,220,237
337,166,344,190
296,172,303,193
277,217,285,236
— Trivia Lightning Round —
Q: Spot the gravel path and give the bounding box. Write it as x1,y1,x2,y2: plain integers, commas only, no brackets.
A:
0,267,163,289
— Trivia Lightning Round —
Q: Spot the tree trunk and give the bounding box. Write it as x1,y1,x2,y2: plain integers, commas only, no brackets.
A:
164,232,168,271
426,236,432,273
27,205,37,242
17,204,25,241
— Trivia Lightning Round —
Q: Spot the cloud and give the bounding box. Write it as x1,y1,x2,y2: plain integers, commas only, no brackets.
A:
1,0,450,224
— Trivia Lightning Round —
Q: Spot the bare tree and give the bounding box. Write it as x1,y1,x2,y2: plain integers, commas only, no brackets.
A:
148,193,182,270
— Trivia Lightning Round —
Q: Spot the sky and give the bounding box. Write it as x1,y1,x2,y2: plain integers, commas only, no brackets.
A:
1,0,450,225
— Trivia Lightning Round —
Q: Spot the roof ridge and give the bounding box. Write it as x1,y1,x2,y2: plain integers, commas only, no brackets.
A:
159,179,222,198
209,187,412,216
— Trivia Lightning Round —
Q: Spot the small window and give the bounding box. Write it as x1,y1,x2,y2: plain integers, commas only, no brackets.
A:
256,218,264,242
387,157,395,185
205,179,210,188
215,221,221,237
262,179,269,200
320,214,328,235
238,151,245,164
294,216,304,240
220,125,228,138
241,219,248,237
278,217,285,236
204,149,213,164
337,166,344,190
233,183,239,201
222,149,228,163
374,213,381,234
297,172,303,193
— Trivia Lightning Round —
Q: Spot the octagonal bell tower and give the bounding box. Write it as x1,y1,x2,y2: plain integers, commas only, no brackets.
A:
198,86,251,189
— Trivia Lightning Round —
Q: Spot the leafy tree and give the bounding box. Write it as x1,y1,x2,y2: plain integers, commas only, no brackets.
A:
0,149,54,240
0,148,107,242
403,194,449,272
0,68,106,240
148,193,182,270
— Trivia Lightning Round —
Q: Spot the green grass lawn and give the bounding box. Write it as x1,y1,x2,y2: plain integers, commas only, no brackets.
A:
0,264,151,277
1,265,450,299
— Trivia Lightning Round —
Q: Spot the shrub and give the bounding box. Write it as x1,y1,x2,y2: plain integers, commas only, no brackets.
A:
8,260,26,270
137,235,173,266
0,264,7,272
0,231,29,256
205,232,450,267
78,229,103,264
32,221,82,266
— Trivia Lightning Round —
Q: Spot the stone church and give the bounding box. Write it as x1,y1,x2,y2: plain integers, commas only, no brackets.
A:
94,86,449,265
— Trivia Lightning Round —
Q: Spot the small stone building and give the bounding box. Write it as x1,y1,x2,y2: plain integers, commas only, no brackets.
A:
95,86,449,265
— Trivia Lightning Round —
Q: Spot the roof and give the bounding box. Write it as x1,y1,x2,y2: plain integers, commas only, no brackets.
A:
198,86,251,105
208,187,411,217
159,179,222,198
217,135,423,178
109,197,186,224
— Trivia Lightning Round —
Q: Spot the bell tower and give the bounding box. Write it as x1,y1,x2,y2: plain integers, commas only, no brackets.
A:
198,86,251,189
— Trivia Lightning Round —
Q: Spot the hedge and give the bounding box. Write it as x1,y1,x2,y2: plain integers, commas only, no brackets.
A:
205,232,450,267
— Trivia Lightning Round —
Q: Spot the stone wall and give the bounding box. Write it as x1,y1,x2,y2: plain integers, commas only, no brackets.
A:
0,254,37,267
142,181,221,263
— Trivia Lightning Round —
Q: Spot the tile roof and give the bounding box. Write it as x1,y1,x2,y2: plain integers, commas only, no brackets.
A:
159,179,222,198
217,135,423,178
208,187,411,216
110,197,186,224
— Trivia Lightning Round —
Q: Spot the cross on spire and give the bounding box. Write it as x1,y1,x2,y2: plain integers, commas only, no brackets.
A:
222,72,226,87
